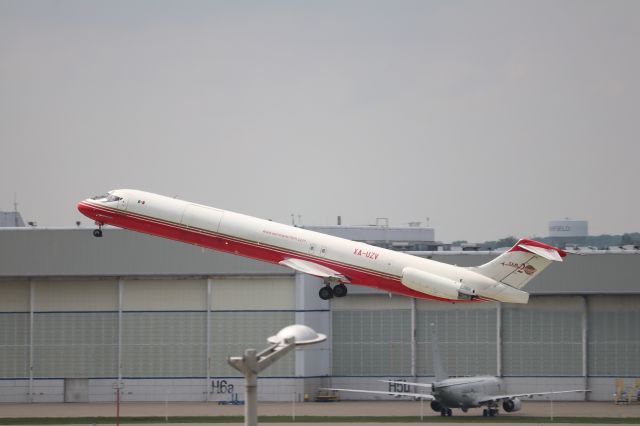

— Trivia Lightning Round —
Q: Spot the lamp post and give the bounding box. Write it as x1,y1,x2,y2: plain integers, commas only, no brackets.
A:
227,324,326,426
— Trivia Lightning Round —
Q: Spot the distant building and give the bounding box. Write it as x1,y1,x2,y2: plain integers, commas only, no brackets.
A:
0,211,25,227
304,221,439,251
548,219,588,246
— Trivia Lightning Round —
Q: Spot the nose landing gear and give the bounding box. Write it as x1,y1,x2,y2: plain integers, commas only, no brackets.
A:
92,222,104,238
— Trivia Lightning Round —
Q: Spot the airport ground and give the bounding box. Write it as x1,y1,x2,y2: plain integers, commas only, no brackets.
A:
1,400,640,425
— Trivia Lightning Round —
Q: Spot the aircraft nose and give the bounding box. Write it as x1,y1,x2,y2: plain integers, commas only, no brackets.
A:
77,200,95,219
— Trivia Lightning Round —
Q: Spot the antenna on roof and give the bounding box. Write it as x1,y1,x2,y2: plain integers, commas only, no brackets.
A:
13,193,18,227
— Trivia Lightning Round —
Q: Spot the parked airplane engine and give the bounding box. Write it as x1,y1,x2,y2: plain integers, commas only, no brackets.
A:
502,398,522,412
401,267,477,300
430,400,443,412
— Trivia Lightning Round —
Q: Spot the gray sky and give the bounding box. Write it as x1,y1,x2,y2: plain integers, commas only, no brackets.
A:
1,0,638,242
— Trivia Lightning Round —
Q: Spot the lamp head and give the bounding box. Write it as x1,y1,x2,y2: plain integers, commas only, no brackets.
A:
267,324,326,346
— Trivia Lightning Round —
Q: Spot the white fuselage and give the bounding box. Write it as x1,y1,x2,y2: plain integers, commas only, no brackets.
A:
78,189,528,303
434,376,502,409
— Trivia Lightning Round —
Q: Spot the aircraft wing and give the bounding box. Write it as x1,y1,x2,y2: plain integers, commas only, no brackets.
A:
477,389,590,404
379,379,433,389
279,258,349,282
320,387,434,400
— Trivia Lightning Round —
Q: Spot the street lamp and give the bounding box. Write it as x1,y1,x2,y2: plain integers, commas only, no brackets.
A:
227,324,327,426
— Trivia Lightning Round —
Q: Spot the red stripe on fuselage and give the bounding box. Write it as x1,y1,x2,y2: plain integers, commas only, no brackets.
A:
78,201,475,302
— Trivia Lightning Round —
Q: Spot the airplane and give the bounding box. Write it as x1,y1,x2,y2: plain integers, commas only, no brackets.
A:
322,326,589,417
324,376,590,417
77,189,566,303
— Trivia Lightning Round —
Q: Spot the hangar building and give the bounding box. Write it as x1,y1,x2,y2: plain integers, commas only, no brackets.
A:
0,227,638,403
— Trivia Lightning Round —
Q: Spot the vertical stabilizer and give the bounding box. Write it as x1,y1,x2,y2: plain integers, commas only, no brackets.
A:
430,323,448,382
472,239,566,289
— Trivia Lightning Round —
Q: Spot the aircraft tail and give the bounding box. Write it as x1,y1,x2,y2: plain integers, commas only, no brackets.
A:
430,324,448,382
473,239,566,289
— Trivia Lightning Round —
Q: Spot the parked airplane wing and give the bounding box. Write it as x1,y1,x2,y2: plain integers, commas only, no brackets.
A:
477,389,590,404
279,258,349,282
320,387,434,400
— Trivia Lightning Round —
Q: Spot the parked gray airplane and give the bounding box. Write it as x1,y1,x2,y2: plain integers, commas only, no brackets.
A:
323,326,588,416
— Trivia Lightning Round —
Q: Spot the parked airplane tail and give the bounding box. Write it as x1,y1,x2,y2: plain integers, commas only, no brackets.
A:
430,324,448,382
472,239,567,289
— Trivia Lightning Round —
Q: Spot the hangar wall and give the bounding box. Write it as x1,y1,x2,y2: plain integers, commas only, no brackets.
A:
330,293,640,401
0,276,316,403
1,229,639,403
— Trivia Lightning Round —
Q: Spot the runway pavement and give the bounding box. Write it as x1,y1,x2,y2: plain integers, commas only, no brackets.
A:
1,400,639,419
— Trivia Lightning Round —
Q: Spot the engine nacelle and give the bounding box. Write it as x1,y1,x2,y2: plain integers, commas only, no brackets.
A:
401,267,477,300
430,400,443,412
502,398,522,412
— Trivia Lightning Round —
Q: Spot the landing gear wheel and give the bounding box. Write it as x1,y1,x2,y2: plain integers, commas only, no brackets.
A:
319,286,333,300
93,222,104,238
333,283,348,298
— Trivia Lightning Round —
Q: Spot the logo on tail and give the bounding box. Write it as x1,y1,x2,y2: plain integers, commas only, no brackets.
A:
500,261,537,276
474,238,566,291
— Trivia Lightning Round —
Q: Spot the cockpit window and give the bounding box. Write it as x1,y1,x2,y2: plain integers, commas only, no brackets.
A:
91,193,122,202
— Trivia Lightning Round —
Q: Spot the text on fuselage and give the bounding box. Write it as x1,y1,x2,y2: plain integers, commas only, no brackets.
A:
354,248,379,260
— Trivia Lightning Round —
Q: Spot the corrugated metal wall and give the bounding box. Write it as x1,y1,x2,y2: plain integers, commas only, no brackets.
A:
331,294,640,381
2,279,640,401
3,281,639,382
502,296,583,376
332,296,411,376
589,296,640,377
0,277,296,381
417,300,497,377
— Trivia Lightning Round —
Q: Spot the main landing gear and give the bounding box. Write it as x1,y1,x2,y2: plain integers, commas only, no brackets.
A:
482,408,499,417
319,282,348,300
92,222,104,238
439,408,452,416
